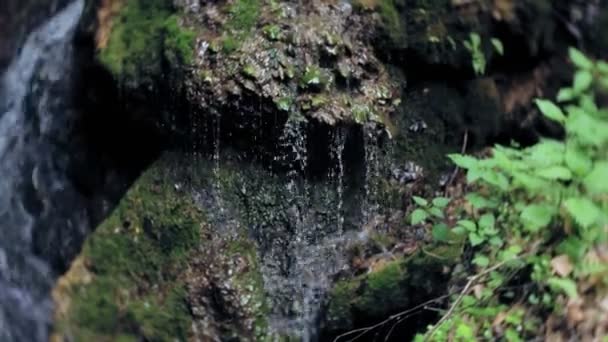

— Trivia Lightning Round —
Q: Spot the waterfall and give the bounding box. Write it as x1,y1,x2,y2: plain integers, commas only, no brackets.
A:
0,1,84,340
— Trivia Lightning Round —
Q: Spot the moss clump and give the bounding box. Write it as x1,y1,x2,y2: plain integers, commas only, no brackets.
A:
353,0,407,48
222,35,240,53
99,0,195,82
301,66,331,90
55,158,203,341
324,250,456,334
225,237,270,339
226,0,261,32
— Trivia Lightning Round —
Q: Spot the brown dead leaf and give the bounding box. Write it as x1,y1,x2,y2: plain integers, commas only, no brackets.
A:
492,311,507,328
566,298,585,325
473,284,485,299
551,255,574,277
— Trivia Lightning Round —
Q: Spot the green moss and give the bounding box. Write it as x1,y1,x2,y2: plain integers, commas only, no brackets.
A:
226,237,270,339
275,97,293,111
325,249,458,334
162,15,196,66
353,0,406,48
59,159,204,341
222,35,240,53
127,286,191,341
325,280,359,330
72,279,122,334
356,261,410,316
301,66,330,90
226,0,261,32
99,0,195,82
263,24,282,41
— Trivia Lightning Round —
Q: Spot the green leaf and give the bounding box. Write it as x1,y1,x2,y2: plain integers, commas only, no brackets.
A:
473,254,490,267
520,204,556,232
569,48,593,70
511,171,550,191
547,277,578,298
491,38,504,55
448,154,478,169
489,236,504,246
429,207,445,219
470,32,481,48
432,223,450,242
457,220,477,231
598,61,608,73
456,321,474,340
535,166,572,181
527,139,565,168
466,167,483,183
500,245,522,261
481,170,510,190
452,227,466,235
583,162,608,194
566,106,608,147
536,99,566,123
432,197,451,208
410,208,428,225
565,144,592,176
505,328,523,342
557,87,576,102
469,232,484,246
579,94,598,113
564,197,601,228
557,237,587,261
478,213,496,231
412,196,428,207
465,193,497,209
573,70,593,93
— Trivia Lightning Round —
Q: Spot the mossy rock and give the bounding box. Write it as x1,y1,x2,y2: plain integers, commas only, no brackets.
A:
323,246,460,335
98,0,195,86
52,154,273,341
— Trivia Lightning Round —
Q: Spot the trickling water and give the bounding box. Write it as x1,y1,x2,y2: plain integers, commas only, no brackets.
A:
211,113,226,215
362,124,383,220
330,128,346,234
0,1,85,340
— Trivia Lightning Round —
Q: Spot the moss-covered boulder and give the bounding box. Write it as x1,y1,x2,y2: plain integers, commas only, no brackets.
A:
51,154,272,341
321,245,461,339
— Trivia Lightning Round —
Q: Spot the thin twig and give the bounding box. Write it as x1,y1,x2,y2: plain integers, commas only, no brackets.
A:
445,130,469,196
423,259,516,341
333,295,452,342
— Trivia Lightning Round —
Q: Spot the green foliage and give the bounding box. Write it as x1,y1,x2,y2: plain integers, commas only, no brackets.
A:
463,34,505,75
491,38,504,56
464,33,486,75
419,48,608,341
409,196,450,225
300,66,332,91
263,24,282,41
99,0,195,82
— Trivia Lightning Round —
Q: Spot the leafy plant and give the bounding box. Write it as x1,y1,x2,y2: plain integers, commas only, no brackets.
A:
464,33,486,75
463,34,504,75
417,48,608,341
410,196,452,242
